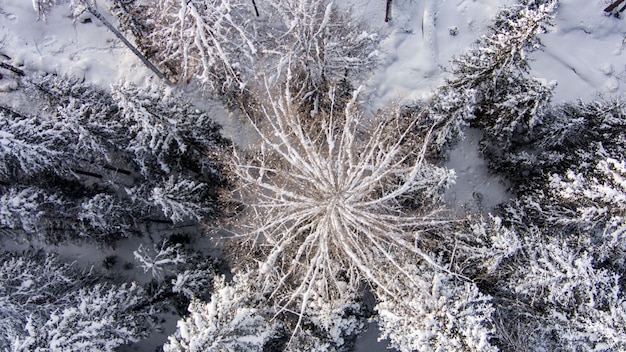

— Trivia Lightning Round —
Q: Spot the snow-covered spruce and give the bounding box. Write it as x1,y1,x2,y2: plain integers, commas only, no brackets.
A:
281,281,365,351
494,229,626,351
0,186,66,237
1,75,228,244
376,267,497,352
492,99,626,188
425,0,557,151
111,81,228,178
164,272,280,352
0,104,69,177
549,157,626,267
490,139,626,349
450,1,556,89
0,251,153,351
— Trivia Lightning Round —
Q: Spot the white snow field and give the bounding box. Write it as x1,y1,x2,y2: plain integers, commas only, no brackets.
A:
1,0,626,350
531,0,626,103
0,0,152,87
339,0,513,110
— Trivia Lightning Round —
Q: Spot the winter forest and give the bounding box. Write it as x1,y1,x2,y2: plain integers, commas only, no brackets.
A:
0,0,625,351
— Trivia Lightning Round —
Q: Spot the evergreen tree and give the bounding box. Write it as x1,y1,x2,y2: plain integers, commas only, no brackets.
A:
0,251,154,351
164,272,281,352
376,266,497,352
111,81,228,178
424,0,557,152
0,74,229,243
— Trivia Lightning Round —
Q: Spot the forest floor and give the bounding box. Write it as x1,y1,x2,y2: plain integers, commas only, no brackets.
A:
1,0,626,350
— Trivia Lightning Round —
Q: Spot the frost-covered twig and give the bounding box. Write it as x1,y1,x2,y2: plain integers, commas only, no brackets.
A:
133,242,185,279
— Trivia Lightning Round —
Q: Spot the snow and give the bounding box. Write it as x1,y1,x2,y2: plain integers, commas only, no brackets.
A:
444,128,510,212
340,0,512,111
530,0,626,102
355,321,396,352
2,0,626,350
0,0,153,87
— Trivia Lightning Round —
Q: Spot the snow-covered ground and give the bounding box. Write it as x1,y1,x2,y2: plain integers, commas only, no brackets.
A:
0,0,152,87
341,0,512,110
1,0,625,350
2,1,625,119
531,0,626,103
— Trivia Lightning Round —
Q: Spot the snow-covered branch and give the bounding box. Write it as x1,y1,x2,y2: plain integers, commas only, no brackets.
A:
133,241,185,279
231,84,455,326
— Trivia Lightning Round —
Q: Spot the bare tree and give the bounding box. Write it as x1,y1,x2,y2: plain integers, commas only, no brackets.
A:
264,0,379,107
230,81,455,335
385,0,392,22
146,0,257,90
139,0,378,109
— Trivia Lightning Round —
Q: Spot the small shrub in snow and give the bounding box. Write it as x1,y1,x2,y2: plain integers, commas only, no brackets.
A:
134,241,185,280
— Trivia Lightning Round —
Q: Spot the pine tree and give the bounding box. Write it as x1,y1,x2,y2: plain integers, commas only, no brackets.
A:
0,186,70,241
164,272,281,352
1,74,229,243
0,105,68,178
0,251,153,350
376,266,497,352
111,81,228,178
425,1,557,152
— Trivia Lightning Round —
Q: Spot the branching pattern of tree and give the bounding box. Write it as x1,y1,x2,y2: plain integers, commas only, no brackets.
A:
233,83,455,329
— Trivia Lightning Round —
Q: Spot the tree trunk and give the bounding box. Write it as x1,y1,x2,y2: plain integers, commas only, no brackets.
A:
251,0,260,17
385,0,392,22
81,0,174,86
605,0,626,12
0,62,24,76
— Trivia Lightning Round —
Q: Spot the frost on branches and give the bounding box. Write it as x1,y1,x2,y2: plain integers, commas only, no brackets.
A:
490,139,626,350
230,82,454,338
283,284,365,351
164,272,280,352
0,252,153,351
376,268,497,352
427,1,557,151
550,157,626,267
144,0,257,91
0,74,229,243
261,0,379,106
125,0,378,109
134,241,185,280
